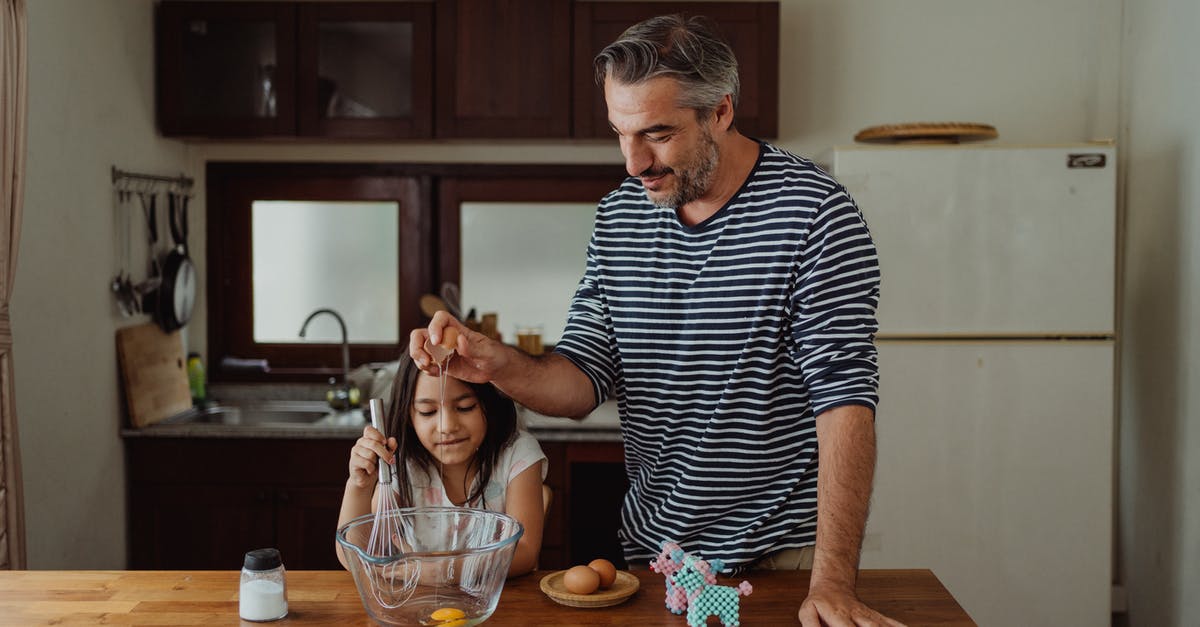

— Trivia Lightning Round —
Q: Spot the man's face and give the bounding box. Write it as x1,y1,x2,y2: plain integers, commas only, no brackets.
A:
604,77,720,210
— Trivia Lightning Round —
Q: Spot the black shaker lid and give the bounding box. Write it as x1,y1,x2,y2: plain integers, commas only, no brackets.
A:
243,548,282,571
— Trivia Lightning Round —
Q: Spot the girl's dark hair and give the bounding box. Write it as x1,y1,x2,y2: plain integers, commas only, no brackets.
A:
383,353,518,508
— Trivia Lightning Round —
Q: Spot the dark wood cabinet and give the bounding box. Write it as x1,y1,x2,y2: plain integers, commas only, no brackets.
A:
156,2,297,137
157,1,779,140
157,1,433,139
539,440,628,571
128,483,276,570
572,2,780,139
297,2,434,138
435,0,572,138
127,438,349,570
126,435,625,572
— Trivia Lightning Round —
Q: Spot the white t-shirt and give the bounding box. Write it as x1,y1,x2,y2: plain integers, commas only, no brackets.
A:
399,430,547,512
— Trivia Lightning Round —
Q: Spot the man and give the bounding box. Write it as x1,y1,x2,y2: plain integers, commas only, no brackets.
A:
412,14,900,626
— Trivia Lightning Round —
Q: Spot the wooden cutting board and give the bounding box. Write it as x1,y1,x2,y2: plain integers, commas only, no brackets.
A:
116,322,192,428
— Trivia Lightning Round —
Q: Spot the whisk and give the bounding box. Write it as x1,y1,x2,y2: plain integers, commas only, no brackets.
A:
363,397,417,609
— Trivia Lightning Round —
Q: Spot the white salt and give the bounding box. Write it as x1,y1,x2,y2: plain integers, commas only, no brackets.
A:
239,578,288,621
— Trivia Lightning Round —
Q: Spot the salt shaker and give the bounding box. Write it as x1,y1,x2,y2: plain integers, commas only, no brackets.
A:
239,548,288,622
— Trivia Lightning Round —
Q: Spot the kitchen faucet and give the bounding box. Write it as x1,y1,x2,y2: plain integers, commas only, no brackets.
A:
298,308,353,406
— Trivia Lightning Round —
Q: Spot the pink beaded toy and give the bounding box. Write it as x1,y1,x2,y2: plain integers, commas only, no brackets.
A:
649,541,689,613
650,541,753,627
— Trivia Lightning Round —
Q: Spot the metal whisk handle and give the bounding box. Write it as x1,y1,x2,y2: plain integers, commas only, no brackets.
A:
367,398,392,486
378,460,394,485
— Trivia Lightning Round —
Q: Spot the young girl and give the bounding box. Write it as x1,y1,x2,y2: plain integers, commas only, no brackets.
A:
336,353,546,576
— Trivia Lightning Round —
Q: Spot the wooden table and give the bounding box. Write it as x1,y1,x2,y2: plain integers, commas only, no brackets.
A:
0,569,975,625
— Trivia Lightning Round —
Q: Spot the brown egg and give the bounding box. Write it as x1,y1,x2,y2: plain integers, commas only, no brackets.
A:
440,326,460,350
562,565,600,595
587,558,617,589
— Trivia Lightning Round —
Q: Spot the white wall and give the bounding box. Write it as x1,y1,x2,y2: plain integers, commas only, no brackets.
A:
1118,0,1200,625
14,0,188,568
31,11,1199,627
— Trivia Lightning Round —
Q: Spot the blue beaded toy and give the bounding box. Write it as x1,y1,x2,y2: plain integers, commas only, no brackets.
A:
649,541,753,627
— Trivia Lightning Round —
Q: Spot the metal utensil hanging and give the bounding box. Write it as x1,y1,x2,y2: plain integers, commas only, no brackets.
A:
111,187,138,316
109,166,193,318
133,189,162,306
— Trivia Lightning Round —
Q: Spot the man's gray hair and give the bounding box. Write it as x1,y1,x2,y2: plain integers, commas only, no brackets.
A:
594,14,740,116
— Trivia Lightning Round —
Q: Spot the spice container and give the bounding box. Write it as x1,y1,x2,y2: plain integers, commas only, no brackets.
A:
239,548,288,622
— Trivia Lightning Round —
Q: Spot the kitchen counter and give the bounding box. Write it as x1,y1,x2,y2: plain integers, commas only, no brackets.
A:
120,401,623,442
0,569,974,625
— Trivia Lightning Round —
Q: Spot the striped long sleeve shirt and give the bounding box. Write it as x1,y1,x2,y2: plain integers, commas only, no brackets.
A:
553,142,881,567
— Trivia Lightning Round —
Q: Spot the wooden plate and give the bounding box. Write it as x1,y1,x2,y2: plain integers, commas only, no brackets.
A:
854,122,998,144
539,570,640,608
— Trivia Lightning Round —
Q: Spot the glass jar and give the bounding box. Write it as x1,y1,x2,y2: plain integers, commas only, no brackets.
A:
239,548,288,622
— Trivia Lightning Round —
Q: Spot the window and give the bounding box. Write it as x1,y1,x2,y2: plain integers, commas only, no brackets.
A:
206,163,431,381
459,201,596,344
251,200,400,344
206,163,625,382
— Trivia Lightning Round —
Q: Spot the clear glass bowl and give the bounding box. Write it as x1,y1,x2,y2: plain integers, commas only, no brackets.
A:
336,507,524,627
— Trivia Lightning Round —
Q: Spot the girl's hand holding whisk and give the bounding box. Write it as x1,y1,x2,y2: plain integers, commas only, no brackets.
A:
348,425,397,490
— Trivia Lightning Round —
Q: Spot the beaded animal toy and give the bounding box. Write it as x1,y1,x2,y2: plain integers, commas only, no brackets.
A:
649,541,689,613
670,555,753,627
650,541,752,626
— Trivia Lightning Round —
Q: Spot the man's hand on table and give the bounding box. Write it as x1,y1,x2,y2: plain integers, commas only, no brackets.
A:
799,581,907,627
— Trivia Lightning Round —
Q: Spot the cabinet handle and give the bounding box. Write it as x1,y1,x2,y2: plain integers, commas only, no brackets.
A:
256,491,268,503
278,491,290,504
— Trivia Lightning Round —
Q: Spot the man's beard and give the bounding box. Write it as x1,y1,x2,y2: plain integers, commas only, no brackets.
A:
647,129,719,210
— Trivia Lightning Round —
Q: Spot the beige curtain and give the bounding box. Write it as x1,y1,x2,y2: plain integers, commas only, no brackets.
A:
0,0,26,570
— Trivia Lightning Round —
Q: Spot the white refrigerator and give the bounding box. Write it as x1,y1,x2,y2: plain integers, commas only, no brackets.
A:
825,144,1116,627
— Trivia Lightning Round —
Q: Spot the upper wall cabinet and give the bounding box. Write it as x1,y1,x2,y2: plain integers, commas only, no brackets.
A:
435,0,572,138
157,1,434,139
573,2,779,139
156,2,296,137
156,1,778,140
297,2,434,138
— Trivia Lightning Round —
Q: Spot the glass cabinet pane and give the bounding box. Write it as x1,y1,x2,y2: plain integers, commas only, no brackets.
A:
317,21,414,119
252,201,400,344
181,19,278,118
459,202,596,344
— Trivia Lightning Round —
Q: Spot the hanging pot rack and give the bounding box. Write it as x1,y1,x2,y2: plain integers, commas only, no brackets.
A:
109,166,196,326
111,166,193,193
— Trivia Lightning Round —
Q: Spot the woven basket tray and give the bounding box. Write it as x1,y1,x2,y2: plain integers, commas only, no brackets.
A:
539,570,640,608
854,122,998,144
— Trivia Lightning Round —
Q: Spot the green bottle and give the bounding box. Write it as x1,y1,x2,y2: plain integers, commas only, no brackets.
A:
187,352,206,406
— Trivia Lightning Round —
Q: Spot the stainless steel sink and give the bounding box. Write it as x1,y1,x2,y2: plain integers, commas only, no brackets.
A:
163,401,365,428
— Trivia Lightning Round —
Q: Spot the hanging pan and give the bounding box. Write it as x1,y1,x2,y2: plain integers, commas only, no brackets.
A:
152,191,196,332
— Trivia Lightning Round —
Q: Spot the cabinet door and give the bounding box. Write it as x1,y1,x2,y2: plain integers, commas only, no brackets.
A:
435,0,572,138
572,2,779,139
156,2,296,137
564,442,627,569
534,441,626,571
297,2,434,138
276,486,347,570
129,484,275,569
866,341,1113,627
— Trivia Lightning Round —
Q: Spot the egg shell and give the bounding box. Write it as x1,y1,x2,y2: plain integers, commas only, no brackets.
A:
562,565,600,595
587,558,617,589
440,326,460,350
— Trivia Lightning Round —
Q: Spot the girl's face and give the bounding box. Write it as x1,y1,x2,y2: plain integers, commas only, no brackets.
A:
410,372,487,471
